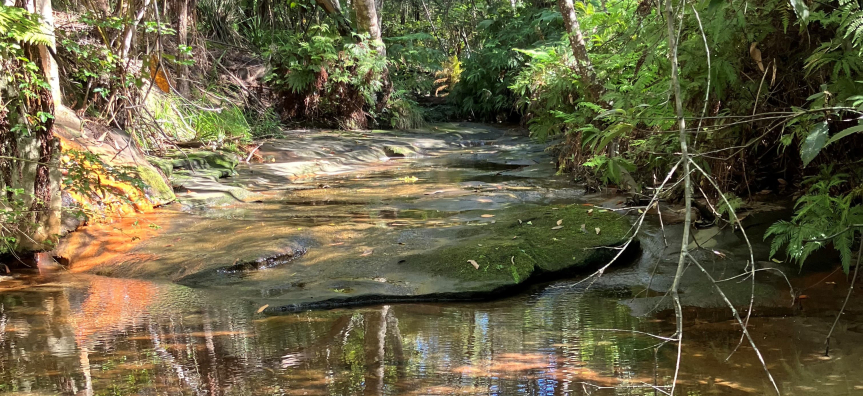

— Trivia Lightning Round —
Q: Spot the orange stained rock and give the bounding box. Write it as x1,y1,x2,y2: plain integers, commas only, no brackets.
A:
59,137,155,217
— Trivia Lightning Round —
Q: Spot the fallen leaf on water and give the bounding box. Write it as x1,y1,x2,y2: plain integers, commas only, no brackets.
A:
256,304,269,313
557,219,563,226
481,214,495,218
468,260,479,269
361,249,374,256
552,226,564,230
595,228,601,235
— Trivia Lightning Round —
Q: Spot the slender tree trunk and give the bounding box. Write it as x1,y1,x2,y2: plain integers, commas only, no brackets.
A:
176,0,190,96
35,0,61,107
354,0,391,113
664,0,691,391
556,0,601,102
121,0,153,59
420,0,447,53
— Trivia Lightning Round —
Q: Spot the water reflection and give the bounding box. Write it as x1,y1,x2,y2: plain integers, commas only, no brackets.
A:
0,272,860,395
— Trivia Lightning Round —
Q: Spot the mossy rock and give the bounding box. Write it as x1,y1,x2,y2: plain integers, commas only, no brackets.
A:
147,156,175,178
168,150,239,178
383,144,417,157
402,204,632,289
136,165,176,205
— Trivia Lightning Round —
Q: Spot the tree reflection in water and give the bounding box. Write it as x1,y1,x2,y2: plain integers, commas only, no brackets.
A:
0,273,861,395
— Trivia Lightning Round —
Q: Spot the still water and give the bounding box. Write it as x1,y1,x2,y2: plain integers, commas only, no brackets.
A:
0,268,861,396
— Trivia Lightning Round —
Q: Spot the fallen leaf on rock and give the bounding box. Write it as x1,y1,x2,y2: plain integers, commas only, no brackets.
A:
552,226,564,230
595,228,601,235
557,219,563,226
481,214,495,218
468,260,479,269
256,304,269,314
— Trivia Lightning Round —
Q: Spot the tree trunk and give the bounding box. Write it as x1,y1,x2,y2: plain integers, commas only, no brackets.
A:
314,0,353,36
556,0,601,102
120,0,153,59
354,0,385,56
35,0,61,107
353,0,391,114
176,0,190,96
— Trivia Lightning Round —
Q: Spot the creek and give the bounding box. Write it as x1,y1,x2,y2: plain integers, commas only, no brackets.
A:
1,123,861,395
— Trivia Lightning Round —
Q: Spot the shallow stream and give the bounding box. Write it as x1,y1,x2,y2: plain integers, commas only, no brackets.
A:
3,124,863,395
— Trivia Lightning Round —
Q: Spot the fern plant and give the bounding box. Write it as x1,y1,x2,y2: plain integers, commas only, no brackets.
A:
766,167,863,272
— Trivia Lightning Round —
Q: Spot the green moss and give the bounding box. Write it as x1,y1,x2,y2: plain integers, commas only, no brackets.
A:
147,156,174,178
136,165,176,204
402,205,631,286
383,145,416,157
168,151,239,178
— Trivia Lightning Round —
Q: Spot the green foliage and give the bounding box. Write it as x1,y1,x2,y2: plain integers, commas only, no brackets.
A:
766,167,863,272
263,24,387,128
450,7,565,120
388,91,426,130
0,187,36,253
0,6,51,46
